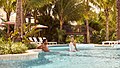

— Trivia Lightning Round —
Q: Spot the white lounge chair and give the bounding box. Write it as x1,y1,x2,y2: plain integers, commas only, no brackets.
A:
102,41,118,46
41,37,57,45
48,42,57,45
28,37,34,42
33,37,41,45
38,37,43,43
43,37,46,40
28,37,37,44
33,37,38,42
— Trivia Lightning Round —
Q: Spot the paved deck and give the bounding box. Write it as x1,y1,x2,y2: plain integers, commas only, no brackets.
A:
0,49,42,60
95,44,112,47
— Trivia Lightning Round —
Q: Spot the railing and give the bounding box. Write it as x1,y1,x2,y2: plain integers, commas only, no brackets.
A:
48,42,57,45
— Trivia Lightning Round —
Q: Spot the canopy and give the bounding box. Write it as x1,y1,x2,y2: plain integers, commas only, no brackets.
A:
32,24,48,29
2,21,15,25
2,21,15,33
0,23,5,26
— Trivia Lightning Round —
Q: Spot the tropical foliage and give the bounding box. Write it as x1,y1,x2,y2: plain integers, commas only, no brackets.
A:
0,0,118,45
0,0,16,21
53,0,84,30
93,0,116,41
0,38,28,54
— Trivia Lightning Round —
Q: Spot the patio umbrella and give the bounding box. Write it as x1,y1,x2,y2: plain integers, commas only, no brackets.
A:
0,23,5,27
35,24,48,28
32,24,48,29
2,21,15,33
31,24,48,36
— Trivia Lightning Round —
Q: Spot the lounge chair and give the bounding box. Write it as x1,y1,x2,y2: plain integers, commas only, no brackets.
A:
33,37,41,45
102,41,118,46
48,42,57,45
38,37,43,43
28,37,34,42
33,37,38,42
28,37,37,44
41,37,57,45
43,37,46,40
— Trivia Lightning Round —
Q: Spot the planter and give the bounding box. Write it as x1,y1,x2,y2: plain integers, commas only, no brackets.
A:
0,49,42,60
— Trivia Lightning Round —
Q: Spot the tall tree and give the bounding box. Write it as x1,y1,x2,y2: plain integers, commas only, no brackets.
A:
15,0,23,41
23,0,53,24
53,0,84,30
0,0,16,21
94,0,116,41
117,0,120,40
83,0,91,43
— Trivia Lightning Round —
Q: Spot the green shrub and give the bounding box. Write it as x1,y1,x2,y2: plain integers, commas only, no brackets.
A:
66,35,84,43
0,39,28,55
75,35,84,43
25,43,37,49
0,44,12,54
11,42,28,54
0,39,9,54
66,36,71,43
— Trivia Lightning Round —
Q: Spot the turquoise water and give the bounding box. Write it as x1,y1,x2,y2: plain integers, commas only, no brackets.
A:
0,45,120,68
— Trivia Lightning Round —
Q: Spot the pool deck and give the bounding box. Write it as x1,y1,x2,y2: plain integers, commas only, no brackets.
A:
48,44,68,46
0,49,42,60
48,43,112,47
95,44,112,47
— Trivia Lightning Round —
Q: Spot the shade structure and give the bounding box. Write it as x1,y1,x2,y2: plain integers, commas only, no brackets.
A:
32,24,48,29
36,24,48,28
0,23,5,27
2,21,15,33
2,21,15,25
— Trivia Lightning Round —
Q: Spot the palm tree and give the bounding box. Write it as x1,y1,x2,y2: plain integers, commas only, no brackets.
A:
94,0,116,41
15,0,23,41
83,0,91,43
53,0,84,30
23,0,53,24
79,0,96,43
117,0,120,40
0,0,16,21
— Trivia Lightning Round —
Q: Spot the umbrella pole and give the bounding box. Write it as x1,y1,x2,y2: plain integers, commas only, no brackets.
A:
7,25,10,33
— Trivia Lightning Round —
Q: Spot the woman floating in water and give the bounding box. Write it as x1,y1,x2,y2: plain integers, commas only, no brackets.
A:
37,39,50,52
69,35,78,52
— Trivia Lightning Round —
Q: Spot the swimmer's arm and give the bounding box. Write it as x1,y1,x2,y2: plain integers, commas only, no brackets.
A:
73,42,78,51
36,45,42,49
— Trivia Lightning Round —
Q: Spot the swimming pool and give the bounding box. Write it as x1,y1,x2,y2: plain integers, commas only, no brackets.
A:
0,44,120,68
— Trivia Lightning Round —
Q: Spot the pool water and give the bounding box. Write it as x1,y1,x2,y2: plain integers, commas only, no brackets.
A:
0,45,120,68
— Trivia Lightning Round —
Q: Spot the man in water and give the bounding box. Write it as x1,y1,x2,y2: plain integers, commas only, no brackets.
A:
69,36,78,52
37,39,50,52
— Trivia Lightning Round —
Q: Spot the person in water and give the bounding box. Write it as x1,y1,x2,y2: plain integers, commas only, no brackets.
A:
69,35,78,52
37,39,50,52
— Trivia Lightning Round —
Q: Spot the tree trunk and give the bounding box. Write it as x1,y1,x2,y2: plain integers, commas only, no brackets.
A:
15,0,23,42
6,12,11,33
60,19,63,30
85,0,90,43
105,8,109,40
117,0,120,40
86,19,90,43
6,12,11,21
34,9,37,24
105,15,109,41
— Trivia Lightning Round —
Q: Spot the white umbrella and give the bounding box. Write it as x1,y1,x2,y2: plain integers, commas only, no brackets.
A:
36,24,48,28
0,23,5,26
32,24,48,29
